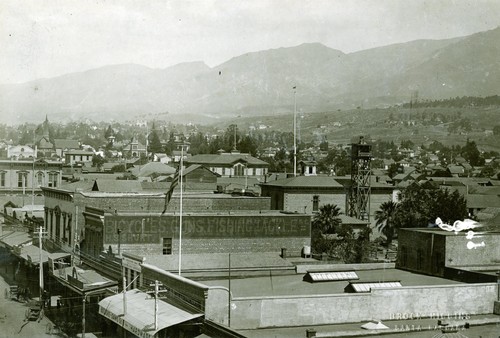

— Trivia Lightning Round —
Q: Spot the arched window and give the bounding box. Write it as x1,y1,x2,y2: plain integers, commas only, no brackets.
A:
234,164,244,177
37,172,44,187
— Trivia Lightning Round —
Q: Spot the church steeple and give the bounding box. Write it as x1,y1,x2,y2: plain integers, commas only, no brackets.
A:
42,115,50,138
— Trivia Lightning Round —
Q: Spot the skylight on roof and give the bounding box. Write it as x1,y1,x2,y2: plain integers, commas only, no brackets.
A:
304,271,359,283
345,281,402,293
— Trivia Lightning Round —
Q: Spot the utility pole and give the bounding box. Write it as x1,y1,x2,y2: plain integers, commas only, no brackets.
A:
228,253,231,327
123,276,127,315
146,280,168,331
178,144,187,276
38,226,47,309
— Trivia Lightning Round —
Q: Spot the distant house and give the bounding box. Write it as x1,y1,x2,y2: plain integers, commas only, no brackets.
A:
447,165,465,177
185,151,269,178
125,136,147,158
54,139,81,158
64,150,94,165
154,153,172,164
128,162,176,181
172,150,191,163
7,145,36,159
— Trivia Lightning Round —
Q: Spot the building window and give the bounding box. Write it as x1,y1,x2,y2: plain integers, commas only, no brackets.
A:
37,172,44,187
234,164,244,177
49,172,58,188
313,195,320,211
18,172,26,188
0,172,5,187
163,238,172,255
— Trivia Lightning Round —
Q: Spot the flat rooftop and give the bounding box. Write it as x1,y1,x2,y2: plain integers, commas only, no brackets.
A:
200,268,464,297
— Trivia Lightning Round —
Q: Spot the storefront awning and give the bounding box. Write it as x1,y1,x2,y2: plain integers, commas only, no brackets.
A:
99,289,203,338
0,231,32,248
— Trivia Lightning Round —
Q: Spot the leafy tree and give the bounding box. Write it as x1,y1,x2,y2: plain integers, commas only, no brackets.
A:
104,125,114,139
311,204,370,263
238,135,258,157
400,139,414,149
224,124,240,151
387,163,403,178
461,139,484,166
319,141,329,151
375,201,398,246
110,164,126,173
92,154,105,171
393,183,467,229
148,130,163,154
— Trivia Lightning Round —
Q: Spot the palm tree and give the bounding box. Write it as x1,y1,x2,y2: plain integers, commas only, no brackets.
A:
313,204,342,234
311,204,342,255
375,200,398,246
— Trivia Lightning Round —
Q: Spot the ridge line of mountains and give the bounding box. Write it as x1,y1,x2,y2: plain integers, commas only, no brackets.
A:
1,27,499,125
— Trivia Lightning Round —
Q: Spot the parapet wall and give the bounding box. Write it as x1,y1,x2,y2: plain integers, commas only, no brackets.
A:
229,283,497,329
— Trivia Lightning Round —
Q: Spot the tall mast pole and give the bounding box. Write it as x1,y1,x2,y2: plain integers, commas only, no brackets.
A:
293,86,297,177
178,144,184,276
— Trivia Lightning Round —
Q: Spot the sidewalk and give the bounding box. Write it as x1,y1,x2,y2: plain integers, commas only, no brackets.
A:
239,314,500,338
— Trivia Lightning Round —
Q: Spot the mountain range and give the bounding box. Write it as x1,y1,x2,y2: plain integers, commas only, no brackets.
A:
1,27,499,125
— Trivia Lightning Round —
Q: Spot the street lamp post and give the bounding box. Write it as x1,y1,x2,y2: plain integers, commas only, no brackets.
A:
117,228,122,256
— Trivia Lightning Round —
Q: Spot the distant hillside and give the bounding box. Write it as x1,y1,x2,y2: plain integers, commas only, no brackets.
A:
0,27,499,125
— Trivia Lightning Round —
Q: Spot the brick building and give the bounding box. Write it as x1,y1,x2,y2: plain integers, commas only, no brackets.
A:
261,176,346,213
261,175,394,220
82,208,311,258
42,181,272,254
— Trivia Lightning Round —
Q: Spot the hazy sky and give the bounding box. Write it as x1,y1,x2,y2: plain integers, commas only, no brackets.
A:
1,0,500,84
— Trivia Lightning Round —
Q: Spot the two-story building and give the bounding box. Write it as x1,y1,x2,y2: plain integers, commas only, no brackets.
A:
0,159,63,194
185,151,269,179
64,150,94,166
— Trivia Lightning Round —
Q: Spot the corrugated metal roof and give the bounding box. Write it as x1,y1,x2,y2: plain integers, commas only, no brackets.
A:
99,289,203,337
0,231,32,248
